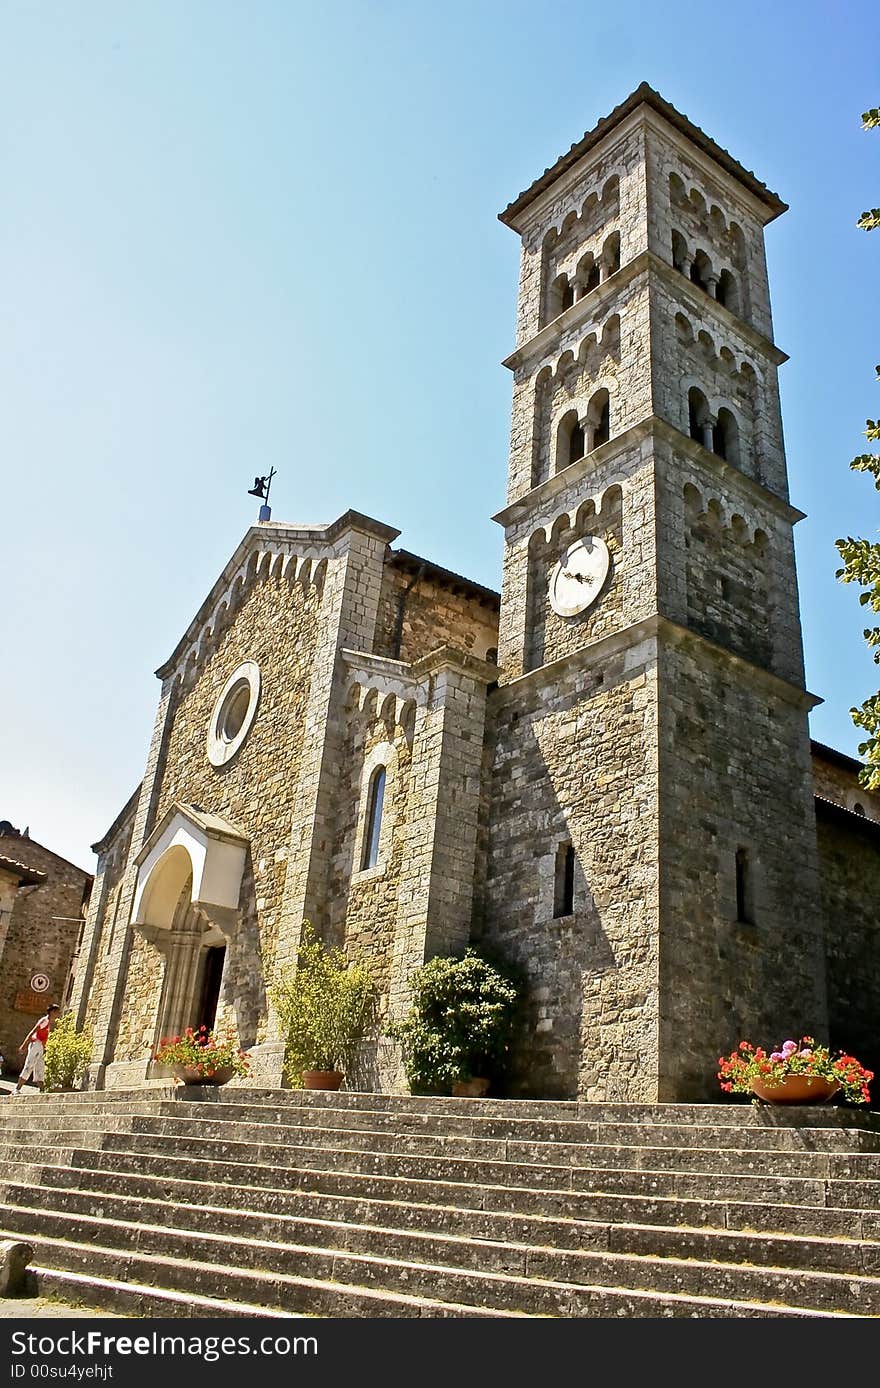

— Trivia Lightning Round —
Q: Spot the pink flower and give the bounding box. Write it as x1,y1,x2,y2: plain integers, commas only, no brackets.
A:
782,1040,797,1053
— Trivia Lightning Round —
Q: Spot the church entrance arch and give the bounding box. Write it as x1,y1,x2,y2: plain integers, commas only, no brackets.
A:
131,803,249,1056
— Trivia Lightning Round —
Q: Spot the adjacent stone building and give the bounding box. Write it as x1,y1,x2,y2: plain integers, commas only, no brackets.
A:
70,85,880,1100
0,821,92,1072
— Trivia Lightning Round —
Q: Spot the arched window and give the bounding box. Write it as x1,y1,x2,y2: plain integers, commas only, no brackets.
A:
361,767,386,870
717,269,738,313
688,387,710,445
713,408,740,465
602,231,621,278
584,260,601,292
556,410,584,472
589,389,610,448
853,802,866,817
671,229,689,274
690,250,712,294
548,274,572,320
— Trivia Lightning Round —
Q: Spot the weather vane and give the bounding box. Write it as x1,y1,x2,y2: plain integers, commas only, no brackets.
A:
247,467,276,522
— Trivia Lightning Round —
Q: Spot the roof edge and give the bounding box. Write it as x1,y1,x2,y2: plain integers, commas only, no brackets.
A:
499,83,787,228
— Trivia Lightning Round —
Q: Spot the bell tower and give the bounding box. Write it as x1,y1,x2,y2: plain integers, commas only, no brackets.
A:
481,85,827,1101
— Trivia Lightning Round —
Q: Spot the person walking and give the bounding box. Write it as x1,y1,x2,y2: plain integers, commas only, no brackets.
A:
13,1004,60,1094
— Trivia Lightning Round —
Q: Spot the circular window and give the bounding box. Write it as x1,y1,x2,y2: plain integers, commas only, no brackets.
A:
220,680,250,742
207,661,260,767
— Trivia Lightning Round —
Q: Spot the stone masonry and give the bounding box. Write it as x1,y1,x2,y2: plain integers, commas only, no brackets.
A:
0,823,91,1071
72,85,879,1102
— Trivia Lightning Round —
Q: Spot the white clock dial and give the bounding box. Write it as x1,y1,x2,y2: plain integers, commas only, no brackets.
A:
548,536,611,617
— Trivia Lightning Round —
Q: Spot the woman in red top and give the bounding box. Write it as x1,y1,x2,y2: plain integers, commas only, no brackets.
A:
13,1004,60,1093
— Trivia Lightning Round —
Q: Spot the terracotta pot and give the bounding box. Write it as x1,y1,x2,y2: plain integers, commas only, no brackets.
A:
302,1070,344,1091
750,1074,840,1104
451,1077,490,1098
172,1065,235,1086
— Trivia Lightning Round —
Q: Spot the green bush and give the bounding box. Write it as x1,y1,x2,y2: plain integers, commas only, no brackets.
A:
43,1013,93,1092
389,950,521,1094
272,923,378,1086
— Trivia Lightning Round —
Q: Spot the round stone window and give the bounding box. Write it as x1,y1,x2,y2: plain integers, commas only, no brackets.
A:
207,661,260,767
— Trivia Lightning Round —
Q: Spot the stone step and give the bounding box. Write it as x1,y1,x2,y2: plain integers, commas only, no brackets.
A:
11,1230,524,1319
32,1267,311,1319
10,1088,880,1131
26,1232,838,1319
11,1176,880,1279
6,1101,879,1151
32,1157,880,1243
64,1136,873,1211
93,1121,880,1183
2,1202,877,1315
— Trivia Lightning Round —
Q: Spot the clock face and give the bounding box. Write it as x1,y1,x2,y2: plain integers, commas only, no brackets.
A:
548,535,611,617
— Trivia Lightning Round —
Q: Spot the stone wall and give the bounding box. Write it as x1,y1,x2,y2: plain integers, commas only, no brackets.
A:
328,704,414,991
812,745,880,822
478,633,660,1101
0,829,91,1070
657,635,826,1100
817,805,880,1080
374,557,499,664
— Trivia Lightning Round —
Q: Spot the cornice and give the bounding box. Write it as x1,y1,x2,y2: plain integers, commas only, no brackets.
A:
492,613,819,714
492,416,804,533
503,250,785,378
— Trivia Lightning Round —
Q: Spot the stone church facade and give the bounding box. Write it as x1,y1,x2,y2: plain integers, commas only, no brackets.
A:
70,85,880,1101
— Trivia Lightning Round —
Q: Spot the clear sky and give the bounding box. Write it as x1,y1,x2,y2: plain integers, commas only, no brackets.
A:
1,1,877,872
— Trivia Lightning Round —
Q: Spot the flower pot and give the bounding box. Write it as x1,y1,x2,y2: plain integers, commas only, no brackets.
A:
171,1065,236,1086
302,1070,344,1091
451,1077,490,1098
750,1075,840,1104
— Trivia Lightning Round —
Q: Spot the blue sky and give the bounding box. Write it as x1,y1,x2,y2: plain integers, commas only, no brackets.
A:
1,1,877,871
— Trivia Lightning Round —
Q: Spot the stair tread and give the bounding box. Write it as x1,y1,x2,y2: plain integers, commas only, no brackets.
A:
10,1228,858,1319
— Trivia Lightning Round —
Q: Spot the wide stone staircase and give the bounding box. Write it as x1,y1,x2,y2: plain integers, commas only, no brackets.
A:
1,1087,880,1318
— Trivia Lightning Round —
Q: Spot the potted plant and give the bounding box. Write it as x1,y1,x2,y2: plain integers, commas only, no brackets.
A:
43,1013,93,1092
718,1036,873,1105
154,1025,250,1085
272,924,377,1090
389,949,521,1097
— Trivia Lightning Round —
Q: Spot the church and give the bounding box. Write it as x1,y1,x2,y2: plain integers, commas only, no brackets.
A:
70,84,880,1102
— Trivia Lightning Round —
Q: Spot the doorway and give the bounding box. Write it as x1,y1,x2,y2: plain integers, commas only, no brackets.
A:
196,945,226,1032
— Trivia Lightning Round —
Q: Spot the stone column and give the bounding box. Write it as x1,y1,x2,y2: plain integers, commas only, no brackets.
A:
388,650,495,1047
83,677,177,1088
253,514,398,1084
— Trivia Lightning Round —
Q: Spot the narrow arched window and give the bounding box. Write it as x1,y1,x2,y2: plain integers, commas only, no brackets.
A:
361,767,386,870
591,390,610,448
735,847,754,925
561,281,575,312
554,841,575,918
568,420,585,465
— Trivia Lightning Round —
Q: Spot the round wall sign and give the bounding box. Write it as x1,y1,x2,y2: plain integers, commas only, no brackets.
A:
30,973,50,993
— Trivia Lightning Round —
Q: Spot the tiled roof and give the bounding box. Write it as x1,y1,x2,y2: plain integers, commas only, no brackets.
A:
0,853,47,885
499,82,787,227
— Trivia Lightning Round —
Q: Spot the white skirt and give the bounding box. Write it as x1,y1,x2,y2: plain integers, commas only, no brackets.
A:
20,1040,45,1084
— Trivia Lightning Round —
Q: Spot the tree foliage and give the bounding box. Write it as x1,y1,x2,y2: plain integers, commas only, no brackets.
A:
389,950,521,1094
43,1013,93,1091
272,923,378,1083
835,108,880,790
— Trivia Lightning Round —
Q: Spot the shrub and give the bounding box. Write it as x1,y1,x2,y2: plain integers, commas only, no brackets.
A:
389,949,521,1094
272,923,378,1086
43,1013,93,1092
718,1036,873,1104
153,1026,250,1080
